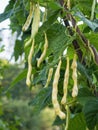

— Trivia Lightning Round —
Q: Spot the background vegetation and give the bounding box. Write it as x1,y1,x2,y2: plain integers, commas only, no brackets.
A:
0,60,58,130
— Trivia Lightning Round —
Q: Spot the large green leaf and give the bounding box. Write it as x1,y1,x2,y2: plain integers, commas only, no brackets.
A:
29,87,52,113
68,113,86,130
77,62,92,82
53,113,86,130
83,98,98,130
36,23,73,66
77,88,95,106
46,24,72,58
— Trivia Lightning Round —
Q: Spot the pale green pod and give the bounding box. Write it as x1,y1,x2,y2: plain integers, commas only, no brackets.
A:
71,54,78,97
61,57,69,104
37,32,48,67
45,68,53,88
22,2,34,32
52,59,66,119
25,3,40,48
26,39,35,87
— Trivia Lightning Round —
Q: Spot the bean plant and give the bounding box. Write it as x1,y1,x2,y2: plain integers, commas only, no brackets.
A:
1,0,98,130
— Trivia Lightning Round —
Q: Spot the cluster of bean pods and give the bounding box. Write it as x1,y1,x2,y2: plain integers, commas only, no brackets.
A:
23,2,78,129
22,2,48,87
51,54,78,130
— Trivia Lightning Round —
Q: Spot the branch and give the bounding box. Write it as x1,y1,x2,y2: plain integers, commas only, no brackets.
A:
59,0,85,64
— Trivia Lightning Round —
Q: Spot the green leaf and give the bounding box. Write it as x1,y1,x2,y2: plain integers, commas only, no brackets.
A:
0,10,13,22
77,62,92,82
33,67,47,85
0,0,15,22
34,23,73,79
36,9,60,35
77,88,95,105
14,40,24,61
48,2,62,10
29,87,52,113
68,113,86,130
6,69,27,92
37,23,73,64
83,98,98,130
15,9,26,26
46,24,70,58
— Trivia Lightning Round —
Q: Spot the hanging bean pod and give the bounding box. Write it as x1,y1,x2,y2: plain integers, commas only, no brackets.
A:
52,59,66,119
71,54,78,97
25,3,40,48
22,2,34,32
37,32,48,67
26,39,35,87
61,57,69,105
45,68,53,88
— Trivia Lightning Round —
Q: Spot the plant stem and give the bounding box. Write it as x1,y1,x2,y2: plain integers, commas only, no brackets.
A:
65,105,70,130
91,0,97,20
